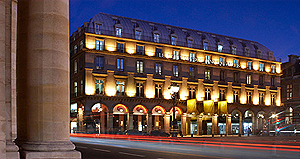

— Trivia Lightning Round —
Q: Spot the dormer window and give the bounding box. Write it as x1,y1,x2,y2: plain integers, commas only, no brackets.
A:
232,46,237,55
135,30,141,40
245,48,250,56
171,36,177,45
95,23,101,34
218,44,223,52
203,41,208,50
257,50,262,58
116,27,122,37
188,39,193,48
154,33,159,43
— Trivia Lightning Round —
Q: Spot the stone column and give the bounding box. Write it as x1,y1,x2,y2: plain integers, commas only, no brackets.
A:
181,113,187,135
226,114,232,135
77,107,84,132
164,113,170,133
197,115,203,135
125,72,136,97
145,74,155,98
212,114,218,135
163,76,171,99
265,86,271,106
128,113,133,130
147,114,152,132
107,113,114,131
276,87,281,106
239,115,244,135
100,111,106,133
180,77,188,100
227,82,233,103
197,79,204,101
253,85,259,105
16,1,80,158
240,84,246,104
212,81,219,102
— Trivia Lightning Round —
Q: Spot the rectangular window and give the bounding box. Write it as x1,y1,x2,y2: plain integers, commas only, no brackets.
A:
271,65,275,73
203,42,208,50
189,53,196,62
136,45,144,55
173,65,179,77
246,74,252,85
117,58,124,71
259,75,264,86
74,45,78,54
172,50,180,60
155,84,163,98
188,39,193,48
219,89,225,101
234,72,239,83
135,30,141,40
80,80,84,95
220,70,225,81
189,87,196,99
247,91,252,104
116,81,125,96
218,44,223,52
171,36,177,45
205,68,210,80
95,56,104,69
95,24,101,34
117,43,124,53
154,33,159,43
155,63,162,75
287,84,292,100
205,88,211,100
79,40,84,50
189,66,195,78
205,55,211,64
136,60,143,73
234,59,239,68
234,90,239,103
136,83,144,97
74,82,78,97
247,61,252,70
95,80,104,95
96,40,104,51
271,94,275,105
220,57,225,66
232,46,237,55
155,48,163,58
74,60,78,74
116,27,122,37
259,63,264,71
259,92,264,104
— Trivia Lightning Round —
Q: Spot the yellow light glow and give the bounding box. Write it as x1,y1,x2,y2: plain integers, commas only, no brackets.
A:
86,42,96,49
276,63,281,73
85,86,95,95
227,96,233,103
265,98,270,106
253,61,259,71
265,66,271,73
253,98,259,105
105,87,116,96
276,98,281,106
125,42,136,54
145,89,155,98
197,57,204,63
240,61,246,69
240,96,246,104
145,50,155,56
127,48,135,54
106,46,115,51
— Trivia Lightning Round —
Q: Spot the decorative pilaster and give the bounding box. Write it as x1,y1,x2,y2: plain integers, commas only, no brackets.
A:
163,76,171,99
125,72,136,97
240,83,246,104
265,86,271,106
147,114,152,132
164,113,170,133
276,87,281,106
197,115,203,135
180,77,188,100
145,74,155,98
181,113,187,136
253,85,259,105
226,114,231,135
227,82,233,103
212,114,218,135
105,70,116,96
212,81,219,102
197,79,204,101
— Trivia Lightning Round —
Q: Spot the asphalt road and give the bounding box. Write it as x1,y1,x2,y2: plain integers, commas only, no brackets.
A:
71,136,300,159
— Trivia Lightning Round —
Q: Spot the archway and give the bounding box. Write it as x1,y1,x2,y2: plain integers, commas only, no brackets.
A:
152,105,166,130
133,105,148,131
257,111,266,134
170,106,184,134
244,110,254,135
231,110,242,135
91,103,108,134
113,104,129,133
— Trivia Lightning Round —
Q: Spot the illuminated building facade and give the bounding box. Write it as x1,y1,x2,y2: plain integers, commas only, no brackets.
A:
70,12,282,136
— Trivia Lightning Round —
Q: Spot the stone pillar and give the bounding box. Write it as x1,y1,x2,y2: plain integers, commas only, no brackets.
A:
147,114,152,132
77,107,84,132
181,113,187,136
107,113,114,131
163,76,171,99
240,84,246,104
105,70,116,96
212,114,218,135
239,115,244,135
100,111,106,133
253,85,259,105
180,77,188,100
276,87,281,106
154,115,160,130
253,114,257,135
164,113,170,133
128,113,133,130
125,72,136,97
197,115,203,135
119,115,125,131
212,81,219,102
145,74,155,98
197,79,204,101
226,114,232,135
227,82,233,103
265,86,271,106
16,1,80,158
137,115,142,131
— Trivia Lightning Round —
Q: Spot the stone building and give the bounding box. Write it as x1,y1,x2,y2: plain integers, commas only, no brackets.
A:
70,12,282,136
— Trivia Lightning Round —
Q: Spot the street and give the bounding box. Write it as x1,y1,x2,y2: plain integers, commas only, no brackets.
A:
71,135,300,159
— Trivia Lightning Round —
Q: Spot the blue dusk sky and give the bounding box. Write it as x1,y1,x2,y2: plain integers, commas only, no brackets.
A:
70,0,300,62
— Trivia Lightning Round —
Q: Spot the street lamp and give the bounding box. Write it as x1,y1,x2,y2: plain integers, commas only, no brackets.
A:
169,83,180,137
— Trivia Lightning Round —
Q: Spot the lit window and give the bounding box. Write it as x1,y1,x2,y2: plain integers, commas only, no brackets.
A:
74,45,78,54
188,39,193,48
259,92,264,104
154,33,160,43
136,60,143,73
155,84,163,98
234,59,239,68
117,43,124,52
259,63,264,71
80,80,84,95
205,55,211,64
96,40,104,51
271,65,275,73
219,89,225,101
116,27,122,37
189,66,195,78
189,53,196,62
232,46,237,54
173,65,179,77
247,91,252,104
205,68,210,80
247,61,252,70
116,81,125,96
203,41,208,50
74,82,78,97
172,50,180,60
271,94,275,105
218,44,223,52
205,88,211,100
95,80,104,95
95,56,104,69
136,83,144,97
171,36,177,45
220,57,225,66
136,45,144,55
79,40,84,50
189,87,196,99
135,30,141,40
155,63,162,75
155,48,163,58
246,74,252,85
234,90,239,103
74,60,78,74
117,58,124,71
287,84,292,100
95,24,101,34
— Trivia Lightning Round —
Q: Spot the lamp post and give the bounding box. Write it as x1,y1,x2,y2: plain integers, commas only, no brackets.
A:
169,83,180,137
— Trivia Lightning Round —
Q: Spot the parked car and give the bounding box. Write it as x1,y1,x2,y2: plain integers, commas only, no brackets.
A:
149,130,170,137
124,129,147,135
